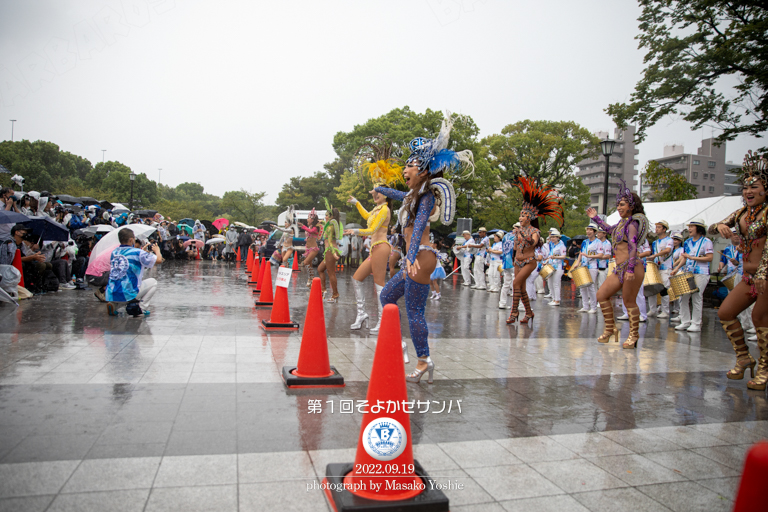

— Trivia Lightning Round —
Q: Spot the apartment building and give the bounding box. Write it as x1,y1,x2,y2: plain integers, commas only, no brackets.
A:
574,126,639,214
645,138,727,199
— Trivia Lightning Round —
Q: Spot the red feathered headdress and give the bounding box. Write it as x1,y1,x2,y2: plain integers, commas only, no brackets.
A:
515,176,564,227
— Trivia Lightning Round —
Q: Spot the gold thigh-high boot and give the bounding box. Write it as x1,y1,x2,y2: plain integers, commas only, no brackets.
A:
623,305,640,349
747,327,768,390
598,300,619,343
506,287,521,324
720,319,756,380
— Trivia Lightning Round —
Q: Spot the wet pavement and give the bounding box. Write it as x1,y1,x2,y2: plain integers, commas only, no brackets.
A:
0,260,765,511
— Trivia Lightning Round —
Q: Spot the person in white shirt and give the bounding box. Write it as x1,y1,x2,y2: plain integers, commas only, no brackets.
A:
669,233,685,320
574,222,602,313
646,220,674,318
595,226,612,289
671,219,714,332
486,232,503,292
468,227,490,290
527,246,543,301
545,229,566,306
458,231,474,286
498,225,518,309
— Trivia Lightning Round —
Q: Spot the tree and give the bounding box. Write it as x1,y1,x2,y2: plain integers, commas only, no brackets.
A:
606,1,768,150
482,120,601,188
221,189,273,226
276,172,339,211
642,160,699,201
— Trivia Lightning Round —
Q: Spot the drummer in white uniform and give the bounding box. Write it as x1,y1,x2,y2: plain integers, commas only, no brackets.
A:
574,222,601,314
671,219,714,332
595,225,612,289
498,225,518,309
544,229,567,306
458,231,474,286
669,233,685,320
646,220,674,318
469,227,490,290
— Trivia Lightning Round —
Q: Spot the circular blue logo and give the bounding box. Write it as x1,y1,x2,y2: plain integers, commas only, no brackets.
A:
362,417,406,461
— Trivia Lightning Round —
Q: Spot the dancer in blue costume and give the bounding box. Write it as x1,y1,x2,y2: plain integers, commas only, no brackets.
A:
374,112,473,383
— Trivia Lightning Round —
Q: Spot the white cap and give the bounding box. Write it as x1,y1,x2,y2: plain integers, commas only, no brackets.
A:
688,218,706,228
549,228,561,237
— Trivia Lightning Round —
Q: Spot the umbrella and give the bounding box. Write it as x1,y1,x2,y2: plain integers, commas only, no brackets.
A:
134,209,157,218
253,228,268,234
212,218,229,231
90,224,157,261
78,197,100,206
111,203,129,213
56,194,80,204
346,223,363,229
79,225,115,236
205,238,226,245
201,220,215,233
212,234,226,239
22,216,69,242
183,239,205,249
447,232,457,240
178,218,194,227
233,221,250,229
177,235,191,241
100,200,114,210
0,210,31,225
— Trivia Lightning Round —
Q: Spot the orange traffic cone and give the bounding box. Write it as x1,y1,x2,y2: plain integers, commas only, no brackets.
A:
237,246,241,261
254,256,267,292
291,252,299,272
12,249,24,288
322,304,448,511
246,248,253,274
282,277,344,387
734,442,768,512
254,264,274,307
196,247,201,260
254,255,266,284
262,274,299,331
452,256,459,272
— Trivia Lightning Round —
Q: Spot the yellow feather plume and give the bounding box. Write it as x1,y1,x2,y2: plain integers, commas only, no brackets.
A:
361,159,404,188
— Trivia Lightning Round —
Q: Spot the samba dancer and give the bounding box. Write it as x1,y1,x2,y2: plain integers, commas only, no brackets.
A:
375,112,471,382
712,151,768,389
671,219,713,332
588,180,650,348
345,161,402,332
317,200,343,303
506,177,564,324
618,239,650,323
299,209,322,285
646,221,673,318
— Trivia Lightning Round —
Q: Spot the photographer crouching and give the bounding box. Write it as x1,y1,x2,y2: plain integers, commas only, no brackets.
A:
105,228,163,317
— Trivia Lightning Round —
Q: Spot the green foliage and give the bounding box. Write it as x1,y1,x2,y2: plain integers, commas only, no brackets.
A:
276,171,339,211
482,120,601,188
606,1,768,150
221,189,274,226
643,160,699,201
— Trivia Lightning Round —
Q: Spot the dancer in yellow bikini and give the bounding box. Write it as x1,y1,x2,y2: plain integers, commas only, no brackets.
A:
345,160,403,332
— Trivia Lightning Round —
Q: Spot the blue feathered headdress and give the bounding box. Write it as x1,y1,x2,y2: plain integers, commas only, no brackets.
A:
406,111,475,176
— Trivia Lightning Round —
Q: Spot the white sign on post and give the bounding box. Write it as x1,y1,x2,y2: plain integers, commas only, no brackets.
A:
275,267,292,288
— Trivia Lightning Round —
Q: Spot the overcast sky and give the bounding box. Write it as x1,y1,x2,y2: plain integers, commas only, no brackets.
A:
0,0,764,203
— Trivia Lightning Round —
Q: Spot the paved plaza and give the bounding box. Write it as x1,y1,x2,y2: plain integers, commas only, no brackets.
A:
0,260,766,511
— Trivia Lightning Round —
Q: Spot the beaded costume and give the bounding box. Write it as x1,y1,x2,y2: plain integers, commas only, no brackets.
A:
376,112,472,362
592,205,649,282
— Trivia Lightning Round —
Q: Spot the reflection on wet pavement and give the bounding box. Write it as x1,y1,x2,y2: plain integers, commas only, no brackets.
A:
0,260,764,511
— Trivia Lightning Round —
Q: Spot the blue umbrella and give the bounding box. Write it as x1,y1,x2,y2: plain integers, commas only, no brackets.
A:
0,210,31,225
177,235,191,241
22,216,69,242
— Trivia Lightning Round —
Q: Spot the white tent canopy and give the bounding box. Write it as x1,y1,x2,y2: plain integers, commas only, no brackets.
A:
606,195,742,234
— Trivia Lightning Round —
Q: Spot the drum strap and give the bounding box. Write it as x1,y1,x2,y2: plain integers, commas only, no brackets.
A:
686,237,706,273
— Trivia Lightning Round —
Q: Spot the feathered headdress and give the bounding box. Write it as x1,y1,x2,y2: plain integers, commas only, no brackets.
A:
406,111,475,176
616,178,635,209
740,150,768,187
362,159,404,188
515,176,563,227
323,197,333,213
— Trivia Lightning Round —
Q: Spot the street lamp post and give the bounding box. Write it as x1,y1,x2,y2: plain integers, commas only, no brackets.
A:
102,150,106,163
466,190,473,218
600,138,616,215
158,168,162,183
10,120,16,142
129,172,136,211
